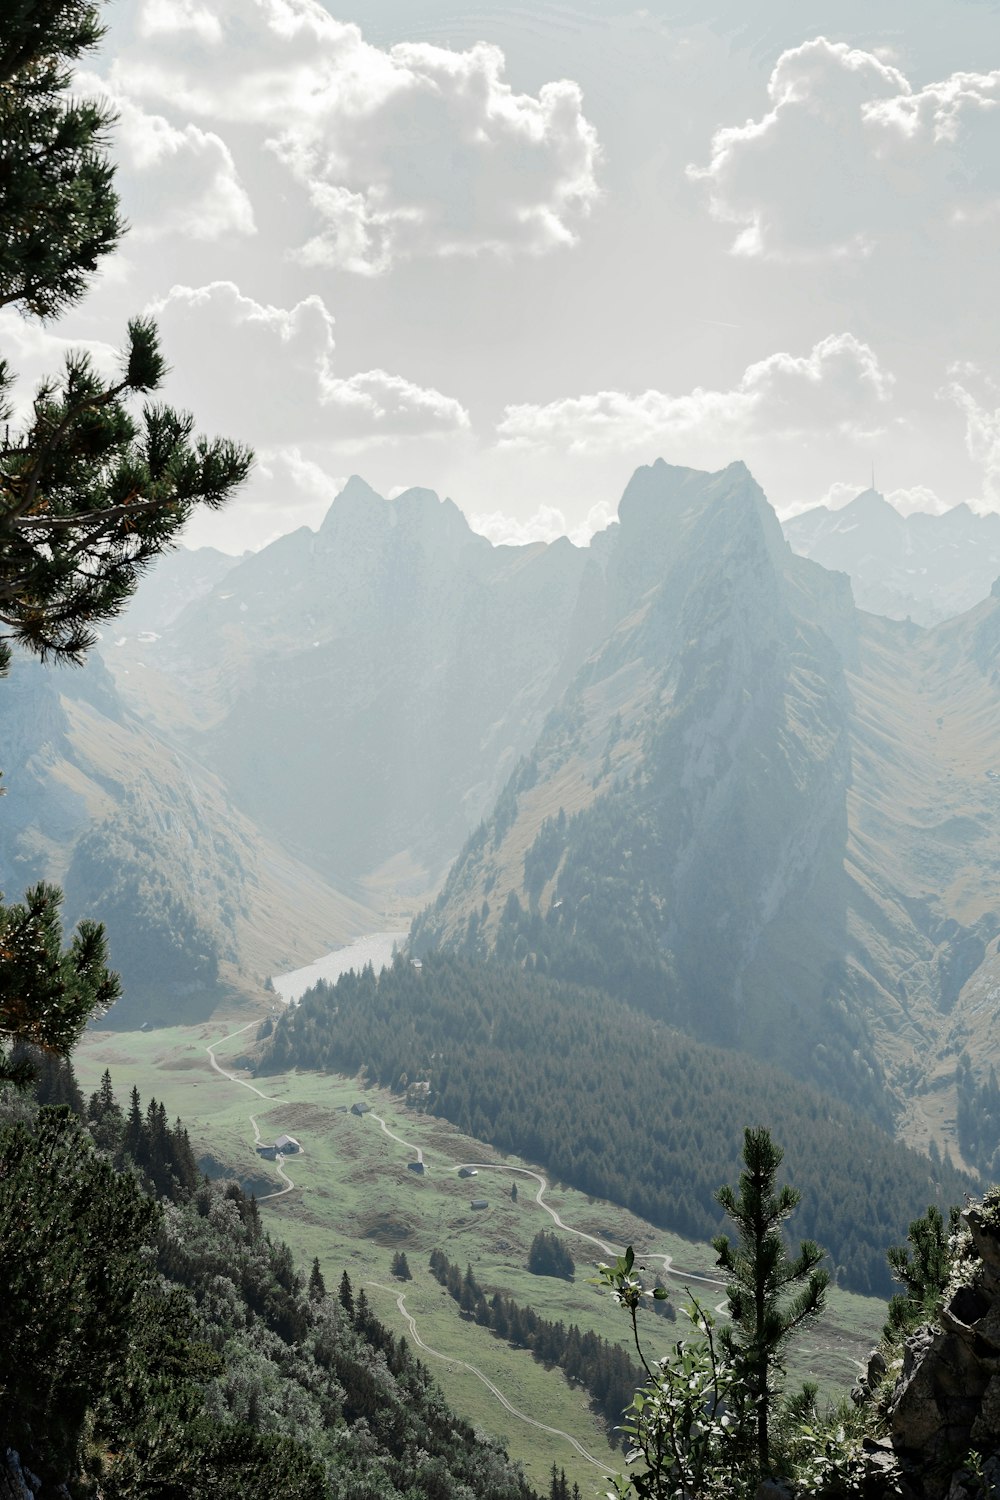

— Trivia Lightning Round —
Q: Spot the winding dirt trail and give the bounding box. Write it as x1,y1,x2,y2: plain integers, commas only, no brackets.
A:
205,1020,297,1200
452,1161,728,1306
366,1281,608,1474
248,1114,296,1200
368,1109,424,1166
205,1021,278,1101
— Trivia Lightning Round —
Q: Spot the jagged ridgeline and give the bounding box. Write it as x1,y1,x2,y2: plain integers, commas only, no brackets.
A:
408,462,1000,1137
258,954,972,1297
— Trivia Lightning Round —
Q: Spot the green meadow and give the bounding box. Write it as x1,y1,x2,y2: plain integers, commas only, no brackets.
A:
75,1008,887,1496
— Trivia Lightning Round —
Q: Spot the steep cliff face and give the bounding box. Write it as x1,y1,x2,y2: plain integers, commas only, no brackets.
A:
413,460,865,1098
14,460,1000,1121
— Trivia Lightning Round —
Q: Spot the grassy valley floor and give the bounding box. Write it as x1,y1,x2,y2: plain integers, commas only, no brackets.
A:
75,1009,887,1495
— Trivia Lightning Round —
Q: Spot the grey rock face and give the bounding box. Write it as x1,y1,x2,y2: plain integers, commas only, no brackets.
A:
889,1202,1000,1498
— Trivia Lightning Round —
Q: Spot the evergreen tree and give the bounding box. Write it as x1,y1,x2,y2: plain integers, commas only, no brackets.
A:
527,1229,575,1280
713,1126,828,1478
338,1268,355,1317
308,1257,326,1302
0,0,252,670
511,1180,518,1202
391,1250,412,1281
0,0,122,321
885,1202,961,1338
0,884,119,1086
0,1108,158,1473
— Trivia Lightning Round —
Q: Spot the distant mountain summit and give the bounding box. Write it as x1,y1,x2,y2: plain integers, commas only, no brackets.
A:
783,490,1000,625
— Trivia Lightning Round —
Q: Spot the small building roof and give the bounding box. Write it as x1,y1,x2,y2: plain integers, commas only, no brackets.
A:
274,1134,300,1151
471,1199,489,1210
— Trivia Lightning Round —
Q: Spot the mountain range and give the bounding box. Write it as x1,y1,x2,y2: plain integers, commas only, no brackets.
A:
8,461,1000,1163
783,488,1000,626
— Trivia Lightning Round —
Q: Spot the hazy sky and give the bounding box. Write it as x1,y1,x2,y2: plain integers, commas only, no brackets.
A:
9,0,1000,550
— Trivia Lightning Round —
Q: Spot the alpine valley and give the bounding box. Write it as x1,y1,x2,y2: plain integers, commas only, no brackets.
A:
33,458,997,1172
14,454,1000,1492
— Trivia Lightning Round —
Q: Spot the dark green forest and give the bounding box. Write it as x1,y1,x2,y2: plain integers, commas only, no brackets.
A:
259,953,972,1297
0,1063,537,1499
427,1247,648,1443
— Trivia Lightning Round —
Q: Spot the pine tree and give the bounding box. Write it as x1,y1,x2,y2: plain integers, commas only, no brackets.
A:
338,1269,354,1317
123,1085,143,1159
391,1250,411,1281
0,0,252,670
713,1126,828,1478
308,1258,326,1302
885,1203,961,1338
0,0,122,321
0,884,120,1086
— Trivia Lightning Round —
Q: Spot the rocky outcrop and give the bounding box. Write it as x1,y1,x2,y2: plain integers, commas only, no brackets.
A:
886,1197,1000,1498
0,1449,69,1500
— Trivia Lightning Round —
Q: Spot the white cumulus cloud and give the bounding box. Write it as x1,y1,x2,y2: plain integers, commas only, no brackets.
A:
942,366,1000,512
103,0,601,273
690,36,1000,260
496,333,893,455
469,499,616,547
146,281,469,444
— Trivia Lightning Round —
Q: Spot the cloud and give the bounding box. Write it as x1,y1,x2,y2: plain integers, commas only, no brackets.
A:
469,499,616,547
942,366,1000,512
689,36,1000,260
139,0,223,45
146,280,469,444
118,101,255,241
318,370,469,438
102,0,600,272
72,71,255,244
496,333,893,455
885,485,952,517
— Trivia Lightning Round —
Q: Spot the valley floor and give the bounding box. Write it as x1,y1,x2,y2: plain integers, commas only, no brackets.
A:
75,1007,887,1495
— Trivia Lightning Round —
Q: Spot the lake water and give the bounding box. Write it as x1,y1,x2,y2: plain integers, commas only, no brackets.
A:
272,931,408,1004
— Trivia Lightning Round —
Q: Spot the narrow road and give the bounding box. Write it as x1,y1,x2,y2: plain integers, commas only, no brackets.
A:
366,1282,608,1474
205,1020,297,1200
205,1021,279,1102
368,1109,424,1166
248,1114,296,1200
453,1162,728,1303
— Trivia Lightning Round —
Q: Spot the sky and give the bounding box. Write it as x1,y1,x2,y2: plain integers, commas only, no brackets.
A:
8,0,1000,551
